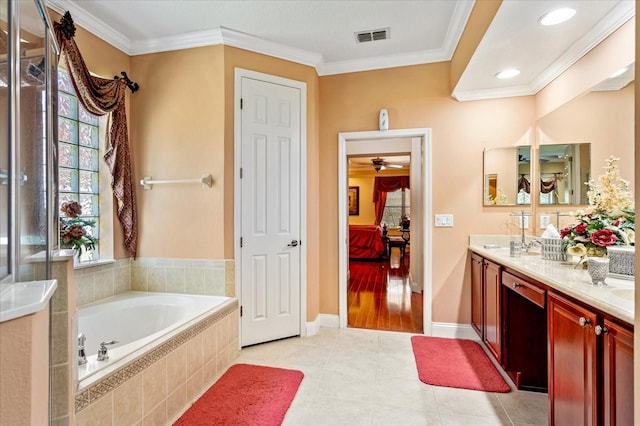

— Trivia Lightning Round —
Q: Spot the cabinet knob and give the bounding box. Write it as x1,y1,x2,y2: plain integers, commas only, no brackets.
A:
512,282,521,289
578,317,592,327
595,325,609,335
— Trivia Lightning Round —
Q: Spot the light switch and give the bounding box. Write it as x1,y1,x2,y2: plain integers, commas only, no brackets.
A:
435,214,454,227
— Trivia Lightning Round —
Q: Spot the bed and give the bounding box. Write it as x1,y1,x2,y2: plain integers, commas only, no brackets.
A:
349,225,387,259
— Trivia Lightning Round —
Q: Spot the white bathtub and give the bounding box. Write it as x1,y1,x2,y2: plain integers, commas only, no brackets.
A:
76,291,231,388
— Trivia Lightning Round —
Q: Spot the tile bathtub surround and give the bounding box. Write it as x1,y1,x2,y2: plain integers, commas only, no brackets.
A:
131,257,232,297
74,259,131,307
75,300,240,425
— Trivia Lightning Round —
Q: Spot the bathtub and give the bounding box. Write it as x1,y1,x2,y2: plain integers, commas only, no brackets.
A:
76,291,232,389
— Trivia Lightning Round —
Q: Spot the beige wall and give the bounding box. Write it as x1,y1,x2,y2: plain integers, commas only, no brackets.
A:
319,62,536,321
130,45,226,259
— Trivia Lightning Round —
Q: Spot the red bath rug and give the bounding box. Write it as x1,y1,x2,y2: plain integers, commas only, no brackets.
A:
174,363,304,426
411,336,511,392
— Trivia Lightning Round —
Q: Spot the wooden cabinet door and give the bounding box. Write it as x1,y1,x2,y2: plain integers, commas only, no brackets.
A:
548,293,598,426
602,319,634,426
470,253,484,338
483,260,501,362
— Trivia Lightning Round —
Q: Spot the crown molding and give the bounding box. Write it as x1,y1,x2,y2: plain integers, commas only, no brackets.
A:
47,0,132,54
452,1,635,102
452,85,535,102
46,0,473,75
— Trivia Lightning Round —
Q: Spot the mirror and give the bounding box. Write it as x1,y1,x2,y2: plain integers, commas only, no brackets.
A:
537,63,634,206
539,143,591,205
483,146,531,206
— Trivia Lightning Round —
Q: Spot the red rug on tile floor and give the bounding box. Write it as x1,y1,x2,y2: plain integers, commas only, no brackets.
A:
411,336,511,393
174,364,304,426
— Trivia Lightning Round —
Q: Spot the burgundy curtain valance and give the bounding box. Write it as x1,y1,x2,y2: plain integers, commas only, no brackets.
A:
540,177,557,194
55,11,138,257
373,176,410,225
373,176,410,202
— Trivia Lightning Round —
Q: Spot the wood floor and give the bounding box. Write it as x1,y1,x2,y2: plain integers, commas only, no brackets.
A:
347,251,423,333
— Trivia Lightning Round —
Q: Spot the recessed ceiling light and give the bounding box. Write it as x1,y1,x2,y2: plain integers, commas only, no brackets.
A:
609,67,628,78
495,69,520,79
539,8,576,26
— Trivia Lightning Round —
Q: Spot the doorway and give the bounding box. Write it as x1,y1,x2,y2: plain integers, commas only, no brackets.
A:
338,129,432,335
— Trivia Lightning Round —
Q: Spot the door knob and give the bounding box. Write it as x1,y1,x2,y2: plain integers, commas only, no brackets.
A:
287,240,299,247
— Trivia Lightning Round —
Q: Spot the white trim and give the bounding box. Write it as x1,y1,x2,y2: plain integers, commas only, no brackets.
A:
338,129,432,335
46,0,472,75
306,314,340,336
431,322,480,341
233,68,307,344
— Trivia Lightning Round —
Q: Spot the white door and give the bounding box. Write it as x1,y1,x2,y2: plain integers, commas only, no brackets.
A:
239,75,302,347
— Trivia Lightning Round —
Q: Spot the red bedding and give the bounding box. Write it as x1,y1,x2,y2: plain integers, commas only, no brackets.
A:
349,225,386,259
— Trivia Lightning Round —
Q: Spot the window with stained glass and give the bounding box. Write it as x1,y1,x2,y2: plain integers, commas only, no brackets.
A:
58,67,100,260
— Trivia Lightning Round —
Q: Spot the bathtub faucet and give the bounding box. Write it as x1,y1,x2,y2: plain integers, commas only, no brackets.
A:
97,340,119,361
78,333,87,365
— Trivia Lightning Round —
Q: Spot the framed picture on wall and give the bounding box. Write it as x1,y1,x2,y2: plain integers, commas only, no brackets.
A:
348,186,359,216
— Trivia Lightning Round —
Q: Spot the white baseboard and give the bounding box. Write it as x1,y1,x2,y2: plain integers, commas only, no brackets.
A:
431,322,480,341
305,313,339,336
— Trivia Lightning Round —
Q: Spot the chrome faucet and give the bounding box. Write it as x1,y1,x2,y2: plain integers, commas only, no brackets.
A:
97,340,118,361
78,333,87,365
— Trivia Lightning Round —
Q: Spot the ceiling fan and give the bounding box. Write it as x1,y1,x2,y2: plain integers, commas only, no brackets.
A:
348,156,409,173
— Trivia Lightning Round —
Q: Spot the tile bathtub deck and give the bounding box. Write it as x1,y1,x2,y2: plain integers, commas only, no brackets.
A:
235,327,548,426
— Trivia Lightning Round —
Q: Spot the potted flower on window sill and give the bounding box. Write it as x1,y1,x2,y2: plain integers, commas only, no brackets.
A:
59,201,98,258
560,156,635,268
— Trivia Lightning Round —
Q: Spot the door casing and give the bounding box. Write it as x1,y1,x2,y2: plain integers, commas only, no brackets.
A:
234,68,307,343
338,129,432,334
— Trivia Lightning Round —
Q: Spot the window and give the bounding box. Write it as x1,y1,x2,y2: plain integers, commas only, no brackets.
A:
382,188,410,227
57,68,100,262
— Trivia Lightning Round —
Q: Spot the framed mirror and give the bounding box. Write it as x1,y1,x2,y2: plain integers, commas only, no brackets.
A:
539,143,591,205
483,146,531,206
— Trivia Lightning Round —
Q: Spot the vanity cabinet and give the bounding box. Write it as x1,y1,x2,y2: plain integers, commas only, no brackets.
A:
548,292,634,426
602,319,634,426
470,253,484,338
483,260,502,362
470,253,502,362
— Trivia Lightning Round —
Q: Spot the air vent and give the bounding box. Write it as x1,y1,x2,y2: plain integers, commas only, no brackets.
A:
355,28,390,43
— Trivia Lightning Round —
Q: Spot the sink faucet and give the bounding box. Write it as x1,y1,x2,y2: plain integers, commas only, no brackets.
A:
78,333,87,365
97,340,118,361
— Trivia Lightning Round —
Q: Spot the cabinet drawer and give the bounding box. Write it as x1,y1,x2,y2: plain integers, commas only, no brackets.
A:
502,271,546,308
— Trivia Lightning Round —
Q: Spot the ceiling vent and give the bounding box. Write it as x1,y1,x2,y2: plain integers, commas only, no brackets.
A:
355,28,390,43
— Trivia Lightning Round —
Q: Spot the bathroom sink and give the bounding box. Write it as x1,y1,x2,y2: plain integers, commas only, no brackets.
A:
610,288,634,301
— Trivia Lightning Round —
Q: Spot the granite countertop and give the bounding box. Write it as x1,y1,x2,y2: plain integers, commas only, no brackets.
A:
469,235,634,326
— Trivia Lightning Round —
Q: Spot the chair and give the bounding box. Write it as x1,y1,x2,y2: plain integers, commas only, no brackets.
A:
387,236,407,260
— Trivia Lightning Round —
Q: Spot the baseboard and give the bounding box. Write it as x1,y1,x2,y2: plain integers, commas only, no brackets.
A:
431,322,480,341
305,313,339,336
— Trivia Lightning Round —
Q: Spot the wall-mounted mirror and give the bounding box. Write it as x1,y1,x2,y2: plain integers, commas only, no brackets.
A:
539,143,590,205
537,62,634,206
483,146,531,206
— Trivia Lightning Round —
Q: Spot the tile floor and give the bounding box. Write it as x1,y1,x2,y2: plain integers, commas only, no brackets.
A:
235,327,549,426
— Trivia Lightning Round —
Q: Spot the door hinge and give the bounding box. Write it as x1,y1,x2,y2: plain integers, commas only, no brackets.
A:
240,237,243,248
240,305,243,317
240,168,243,179
240,98,243,109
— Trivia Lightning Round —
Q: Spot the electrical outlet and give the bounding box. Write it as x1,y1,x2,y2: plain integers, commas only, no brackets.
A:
540,215,551,229
435,214,454,227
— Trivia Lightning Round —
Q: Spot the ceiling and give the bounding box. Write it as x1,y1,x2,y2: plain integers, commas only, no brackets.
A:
47,0,635,100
